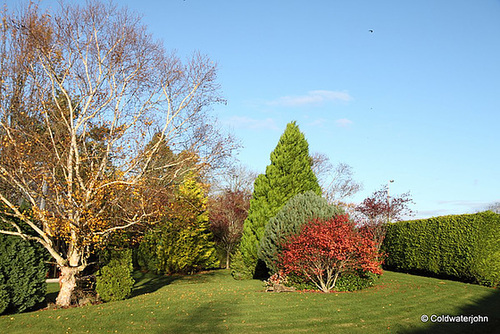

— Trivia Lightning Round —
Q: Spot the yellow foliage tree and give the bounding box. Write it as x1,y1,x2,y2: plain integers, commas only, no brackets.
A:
0,2,234,307
153,171,219,274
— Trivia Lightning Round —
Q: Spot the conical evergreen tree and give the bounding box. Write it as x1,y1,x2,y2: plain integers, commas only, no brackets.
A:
231,121,321,279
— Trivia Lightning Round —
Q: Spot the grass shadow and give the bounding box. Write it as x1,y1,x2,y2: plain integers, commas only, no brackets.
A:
174,270,218,284
130,271,180,297
404,288,500,334
44,290,59,305
131,270,218,298
156,298,241,333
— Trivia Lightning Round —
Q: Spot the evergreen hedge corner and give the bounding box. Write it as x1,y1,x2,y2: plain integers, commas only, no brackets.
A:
259,191,344,274
382,211,500,287
233,121,322,279
0,234,48,314
473,211,500,287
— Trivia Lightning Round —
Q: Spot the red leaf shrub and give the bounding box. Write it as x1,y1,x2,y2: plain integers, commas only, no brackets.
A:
277,214,383,292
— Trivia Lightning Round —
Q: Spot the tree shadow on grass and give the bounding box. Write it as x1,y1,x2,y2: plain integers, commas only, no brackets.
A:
155,298,241,334
404,288,500,334
44,290,59,305
130,271,180,297
130,270,218,298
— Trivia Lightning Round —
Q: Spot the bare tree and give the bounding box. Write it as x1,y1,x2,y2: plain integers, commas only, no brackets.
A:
0,1,235,307
484,202,500,214
208,164,255,268
210,163,258,195
209,189,251,269
311,152,363,204
354,185,415,251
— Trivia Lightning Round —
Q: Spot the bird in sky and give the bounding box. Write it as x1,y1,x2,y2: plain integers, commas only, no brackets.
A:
369,29,374,33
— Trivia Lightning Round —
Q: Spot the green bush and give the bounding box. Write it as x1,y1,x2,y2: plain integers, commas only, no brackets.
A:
230,249,255,280
135,230,160,273
0,272,9,314
259,191,343,274
155,220,219,275
96,248,135,302
382,211,500,287
0,234,48,314
334,272,379,292
136,221,219,275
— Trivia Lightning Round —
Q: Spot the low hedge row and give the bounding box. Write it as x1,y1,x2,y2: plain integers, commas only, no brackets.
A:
382,211,500,287
286,271,379,292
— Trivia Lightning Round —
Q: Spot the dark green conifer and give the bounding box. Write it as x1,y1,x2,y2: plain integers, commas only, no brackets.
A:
232,121,321,279
0,234,48,314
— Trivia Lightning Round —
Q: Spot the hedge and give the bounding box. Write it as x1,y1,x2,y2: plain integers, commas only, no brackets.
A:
382,211,500,287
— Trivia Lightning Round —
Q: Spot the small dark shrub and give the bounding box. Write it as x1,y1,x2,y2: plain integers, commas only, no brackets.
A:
71,275,99,306
96,248,134,302
135,231,159,273
334,272,379,292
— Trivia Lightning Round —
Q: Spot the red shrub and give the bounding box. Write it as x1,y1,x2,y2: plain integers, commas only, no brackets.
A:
277,214,383,292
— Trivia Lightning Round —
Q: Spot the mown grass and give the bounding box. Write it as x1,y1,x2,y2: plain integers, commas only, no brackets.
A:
1,270,499,333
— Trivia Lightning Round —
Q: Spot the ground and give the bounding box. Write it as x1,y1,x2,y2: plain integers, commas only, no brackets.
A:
1,270,499,333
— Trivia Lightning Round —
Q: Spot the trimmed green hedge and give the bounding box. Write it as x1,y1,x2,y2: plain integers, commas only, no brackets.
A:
382,211,500,287
286,271,379,292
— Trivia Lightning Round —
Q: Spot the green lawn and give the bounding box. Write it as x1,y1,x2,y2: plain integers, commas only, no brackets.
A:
1,270,499,333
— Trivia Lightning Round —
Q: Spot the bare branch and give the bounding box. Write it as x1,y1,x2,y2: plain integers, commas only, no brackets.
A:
311,152,363,203
0,1,236,307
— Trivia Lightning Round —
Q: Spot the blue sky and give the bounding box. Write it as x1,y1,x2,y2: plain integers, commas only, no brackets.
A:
7,0,500,218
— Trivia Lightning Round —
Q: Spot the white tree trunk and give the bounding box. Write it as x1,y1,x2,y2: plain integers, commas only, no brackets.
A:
56,266,80,307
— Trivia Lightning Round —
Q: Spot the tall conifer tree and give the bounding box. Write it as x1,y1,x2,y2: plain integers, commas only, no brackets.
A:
231,121,321,278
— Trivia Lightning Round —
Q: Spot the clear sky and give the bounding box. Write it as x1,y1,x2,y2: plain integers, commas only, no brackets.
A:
6,0,500,218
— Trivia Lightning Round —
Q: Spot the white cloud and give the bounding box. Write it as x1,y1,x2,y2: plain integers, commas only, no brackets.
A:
224,116,279,131
335,118,353,128
307,118,327,127
268,90,353,107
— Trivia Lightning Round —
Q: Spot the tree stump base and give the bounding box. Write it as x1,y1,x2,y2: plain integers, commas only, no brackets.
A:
266,283,296,293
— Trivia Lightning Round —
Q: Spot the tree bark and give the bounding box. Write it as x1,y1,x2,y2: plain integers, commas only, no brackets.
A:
56,266,80,307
